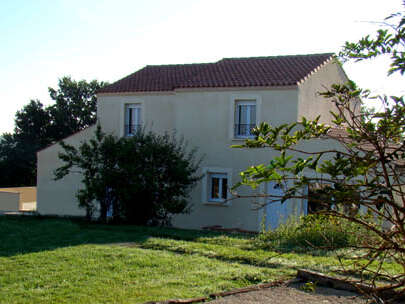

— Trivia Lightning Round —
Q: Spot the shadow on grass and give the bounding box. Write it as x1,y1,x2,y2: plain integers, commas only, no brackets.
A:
0,214,249,258
122,241,288,270
249,242,347,257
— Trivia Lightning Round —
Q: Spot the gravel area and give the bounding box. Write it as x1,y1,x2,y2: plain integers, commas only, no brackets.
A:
209,282,370,304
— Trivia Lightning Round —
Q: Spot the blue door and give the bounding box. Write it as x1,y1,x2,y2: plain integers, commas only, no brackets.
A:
265,182,289,230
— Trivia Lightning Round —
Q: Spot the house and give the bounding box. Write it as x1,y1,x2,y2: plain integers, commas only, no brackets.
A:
37,53,349,232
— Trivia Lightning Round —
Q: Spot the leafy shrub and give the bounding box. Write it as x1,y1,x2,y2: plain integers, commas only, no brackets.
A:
255,214,369,252
55,126,202,225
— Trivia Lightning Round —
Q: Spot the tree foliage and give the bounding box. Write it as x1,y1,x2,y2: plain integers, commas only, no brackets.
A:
47,77,103,139
0,133,36,186
0,77,107,187
55,127,202,226
233,4,405,301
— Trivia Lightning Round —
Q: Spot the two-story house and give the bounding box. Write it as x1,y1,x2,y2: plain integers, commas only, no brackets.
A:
37,53,348,232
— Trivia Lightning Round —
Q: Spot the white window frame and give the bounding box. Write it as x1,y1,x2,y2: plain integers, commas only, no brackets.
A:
202,167,232,206
123,103,143,137
208,173,228,202
229,94,262,140
234,100,256,138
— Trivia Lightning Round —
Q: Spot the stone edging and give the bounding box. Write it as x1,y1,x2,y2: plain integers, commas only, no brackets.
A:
297,269,405,302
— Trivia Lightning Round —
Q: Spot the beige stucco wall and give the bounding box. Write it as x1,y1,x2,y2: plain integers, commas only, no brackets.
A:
37,126,96,216
22,187,36,203
37,61,346,231
96,88,300,231
298,60,349,124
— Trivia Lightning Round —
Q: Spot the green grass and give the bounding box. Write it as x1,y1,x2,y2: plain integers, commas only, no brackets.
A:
0,215,401,303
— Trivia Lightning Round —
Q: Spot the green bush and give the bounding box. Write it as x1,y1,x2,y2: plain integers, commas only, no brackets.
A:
55,126,202,225
255,214,368,252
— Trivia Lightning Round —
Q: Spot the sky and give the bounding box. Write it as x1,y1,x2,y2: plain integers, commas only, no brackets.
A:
0,0,403,133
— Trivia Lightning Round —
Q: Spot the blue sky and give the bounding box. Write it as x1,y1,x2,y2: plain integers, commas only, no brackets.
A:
0,0,403,133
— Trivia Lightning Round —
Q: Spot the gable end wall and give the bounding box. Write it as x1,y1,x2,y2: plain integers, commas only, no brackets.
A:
298,60,348,124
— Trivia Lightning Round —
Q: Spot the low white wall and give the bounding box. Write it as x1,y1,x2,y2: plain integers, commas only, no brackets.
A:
0,191,20,212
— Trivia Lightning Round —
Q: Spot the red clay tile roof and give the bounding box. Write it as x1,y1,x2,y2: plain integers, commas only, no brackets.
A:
98,53,334,93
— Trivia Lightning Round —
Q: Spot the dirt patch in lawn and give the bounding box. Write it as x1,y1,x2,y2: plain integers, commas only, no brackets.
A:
209,282,370,304
146,281,374,304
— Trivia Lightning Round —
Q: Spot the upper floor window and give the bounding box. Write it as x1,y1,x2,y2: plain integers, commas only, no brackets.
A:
234,100,256,138
125,104,142,136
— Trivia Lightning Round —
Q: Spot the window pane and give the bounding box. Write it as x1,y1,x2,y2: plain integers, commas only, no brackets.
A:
124,105,129,124
238,105,248,124
128,108,133,126
249,105,256,125
134,107,141,125
221,178,228,199
211,177,220,199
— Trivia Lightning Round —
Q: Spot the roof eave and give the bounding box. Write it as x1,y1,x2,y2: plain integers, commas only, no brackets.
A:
296,55,335,86
97,85,299,96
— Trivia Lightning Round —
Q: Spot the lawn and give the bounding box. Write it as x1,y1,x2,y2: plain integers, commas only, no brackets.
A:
0,215,400,304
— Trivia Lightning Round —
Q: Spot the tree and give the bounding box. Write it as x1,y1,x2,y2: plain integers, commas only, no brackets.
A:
0,77,108,187
233,4,405,301
47,77,107,139
55,127,202,225
0,133,36,186
14,100,51,147
0,100,50,186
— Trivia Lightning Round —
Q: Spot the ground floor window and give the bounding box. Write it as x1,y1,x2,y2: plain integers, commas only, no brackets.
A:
202,167,232,205
208,173,228,202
